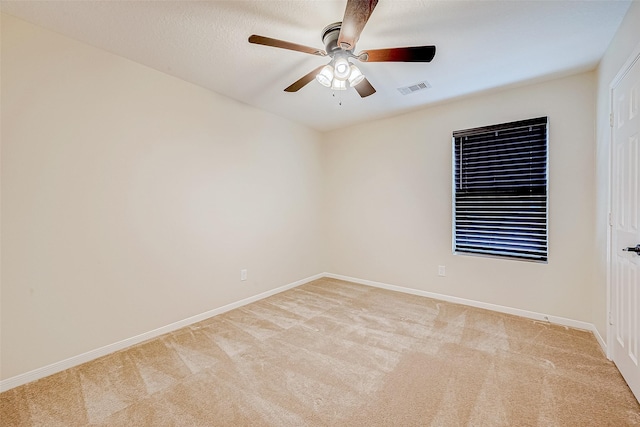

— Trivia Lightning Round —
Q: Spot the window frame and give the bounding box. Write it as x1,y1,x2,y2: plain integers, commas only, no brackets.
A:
451,117,549,263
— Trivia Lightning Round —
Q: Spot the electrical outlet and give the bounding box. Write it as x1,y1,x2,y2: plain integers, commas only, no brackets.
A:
240,269,247,281
438,265,446,277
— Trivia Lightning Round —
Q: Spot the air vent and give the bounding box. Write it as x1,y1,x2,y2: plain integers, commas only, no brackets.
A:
398,80,431,95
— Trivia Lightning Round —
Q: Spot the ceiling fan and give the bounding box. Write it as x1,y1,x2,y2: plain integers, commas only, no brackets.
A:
248,0,436,98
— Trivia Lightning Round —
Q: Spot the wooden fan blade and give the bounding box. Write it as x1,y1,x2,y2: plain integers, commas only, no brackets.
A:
337,0,379,50
354,77,376,98
284,65,326,92
249,35,326,56
359,45,436,62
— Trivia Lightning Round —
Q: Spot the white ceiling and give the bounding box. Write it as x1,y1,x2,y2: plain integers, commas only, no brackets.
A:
1,1,632,132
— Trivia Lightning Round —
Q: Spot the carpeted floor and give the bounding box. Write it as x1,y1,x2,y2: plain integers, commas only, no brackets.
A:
1,278,639,426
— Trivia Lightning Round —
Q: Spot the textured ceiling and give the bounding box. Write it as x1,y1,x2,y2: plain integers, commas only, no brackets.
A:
1,1,632,131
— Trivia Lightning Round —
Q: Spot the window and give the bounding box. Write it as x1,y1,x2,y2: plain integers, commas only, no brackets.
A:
453,117,548,262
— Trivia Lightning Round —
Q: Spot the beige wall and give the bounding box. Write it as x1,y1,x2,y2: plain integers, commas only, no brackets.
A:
324,71,596,322
1,14,325,379
594,1,640,343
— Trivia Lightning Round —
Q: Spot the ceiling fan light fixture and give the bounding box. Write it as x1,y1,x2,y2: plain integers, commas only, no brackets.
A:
249,0,437,99
331,78,347,91
333,57,351,81
347,64,365,87
316,65,334,87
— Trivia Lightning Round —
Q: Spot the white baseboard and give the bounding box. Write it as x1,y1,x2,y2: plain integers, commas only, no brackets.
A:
591,326,608,357
0,273,324,393
1,271,607,392
323,273,605,347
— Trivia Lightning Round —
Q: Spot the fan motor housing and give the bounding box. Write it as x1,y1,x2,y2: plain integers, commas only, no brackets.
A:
322,22,348,55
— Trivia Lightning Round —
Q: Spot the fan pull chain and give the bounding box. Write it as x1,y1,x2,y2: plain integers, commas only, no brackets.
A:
332,91,343,106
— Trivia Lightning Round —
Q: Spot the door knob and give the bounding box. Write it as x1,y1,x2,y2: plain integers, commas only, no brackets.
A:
623,244,640,254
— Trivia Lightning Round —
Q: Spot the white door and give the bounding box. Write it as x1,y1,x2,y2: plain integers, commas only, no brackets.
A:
611,52,640,402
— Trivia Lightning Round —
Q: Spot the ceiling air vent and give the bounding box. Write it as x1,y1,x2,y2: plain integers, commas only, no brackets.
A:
398,80,431,95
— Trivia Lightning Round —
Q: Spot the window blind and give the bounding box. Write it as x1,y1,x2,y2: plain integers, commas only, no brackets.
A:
453,117,548,262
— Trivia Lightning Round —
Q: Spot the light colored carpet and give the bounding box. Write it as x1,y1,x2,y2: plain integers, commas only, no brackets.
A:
1,278,639,426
